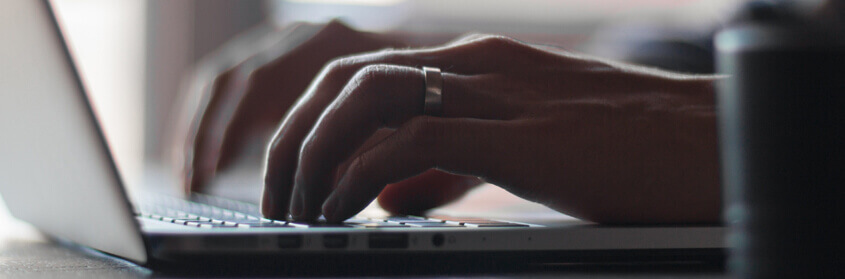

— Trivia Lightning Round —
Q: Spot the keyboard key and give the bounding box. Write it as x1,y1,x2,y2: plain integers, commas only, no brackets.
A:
185,221,212,227
384,216,427,222
237,223,293,228
287,222,310,228
426,215,530,227
356,223,410,228
294,223,355,228
386,220,446,225
449,221,513,225
406,222,464,228
141,195,539,230
428,217,512,225
228,220,275,225
342,218,373,224
464,223,530,228
428,216,491,222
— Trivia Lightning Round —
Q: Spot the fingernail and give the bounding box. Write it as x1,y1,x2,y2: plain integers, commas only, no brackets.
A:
323,190,340,221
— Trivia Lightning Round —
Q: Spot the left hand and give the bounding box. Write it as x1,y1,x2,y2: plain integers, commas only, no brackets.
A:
263,35,721,224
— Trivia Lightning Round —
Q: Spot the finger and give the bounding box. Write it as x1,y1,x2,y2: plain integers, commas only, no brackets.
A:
262,36,526,219
322,116,506,222
286,65,425,220
214,61,306,171
186,68,243,193
216,21,387,171
332,130,476,216
291,66,516,220
182,24,294,193
377,170,482,215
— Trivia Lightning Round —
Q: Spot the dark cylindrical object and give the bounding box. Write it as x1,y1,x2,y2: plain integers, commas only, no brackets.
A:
716,10,845,279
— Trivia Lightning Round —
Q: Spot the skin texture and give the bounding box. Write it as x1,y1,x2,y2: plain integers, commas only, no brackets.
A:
262,34,722,224
175,21,481,217
176,22,721,225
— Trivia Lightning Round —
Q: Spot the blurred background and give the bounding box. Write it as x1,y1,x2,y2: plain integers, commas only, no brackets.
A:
49,0,795,193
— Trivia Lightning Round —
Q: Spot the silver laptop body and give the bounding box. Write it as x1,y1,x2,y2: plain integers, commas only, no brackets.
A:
0,0,724,267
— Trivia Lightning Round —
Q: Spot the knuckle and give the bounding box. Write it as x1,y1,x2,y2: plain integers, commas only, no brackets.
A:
322,57,356,79
459,32,489,40
246,66,267,85
450,32,490,45
350,64,394,93
325,57,349,72
474,35,520,50
347,64,416,127
357,64,392,78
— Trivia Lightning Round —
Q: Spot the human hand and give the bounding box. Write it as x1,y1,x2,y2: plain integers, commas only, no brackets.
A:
173,21,481,212
263,35,722,224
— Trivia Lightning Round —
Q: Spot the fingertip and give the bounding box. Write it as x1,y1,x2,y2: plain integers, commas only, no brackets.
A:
288,160,333,221
260,187,281,220
262,170,297,221
321,191,342,223
288,194,304,220
289,188,322,222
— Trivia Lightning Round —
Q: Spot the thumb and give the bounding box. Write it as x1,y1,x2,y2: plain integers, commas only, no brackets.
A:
377,170,482,215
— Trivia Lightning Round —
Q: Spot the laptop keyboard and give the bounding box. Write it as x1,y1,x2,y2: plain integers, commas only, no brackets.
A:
136,194,532,229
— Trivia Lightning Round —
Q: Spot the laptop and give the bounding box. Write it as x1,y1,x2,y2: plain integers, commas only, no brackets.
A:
0,0,725,268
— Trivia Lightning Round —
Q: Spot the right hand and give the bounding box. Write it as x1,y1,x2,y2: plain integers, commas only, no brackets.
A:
259,35,720,224
172,20,482,215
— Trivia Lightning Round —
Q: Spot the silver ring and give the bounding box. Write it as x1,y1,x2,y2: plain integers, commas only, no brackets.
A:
423,67,443,116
